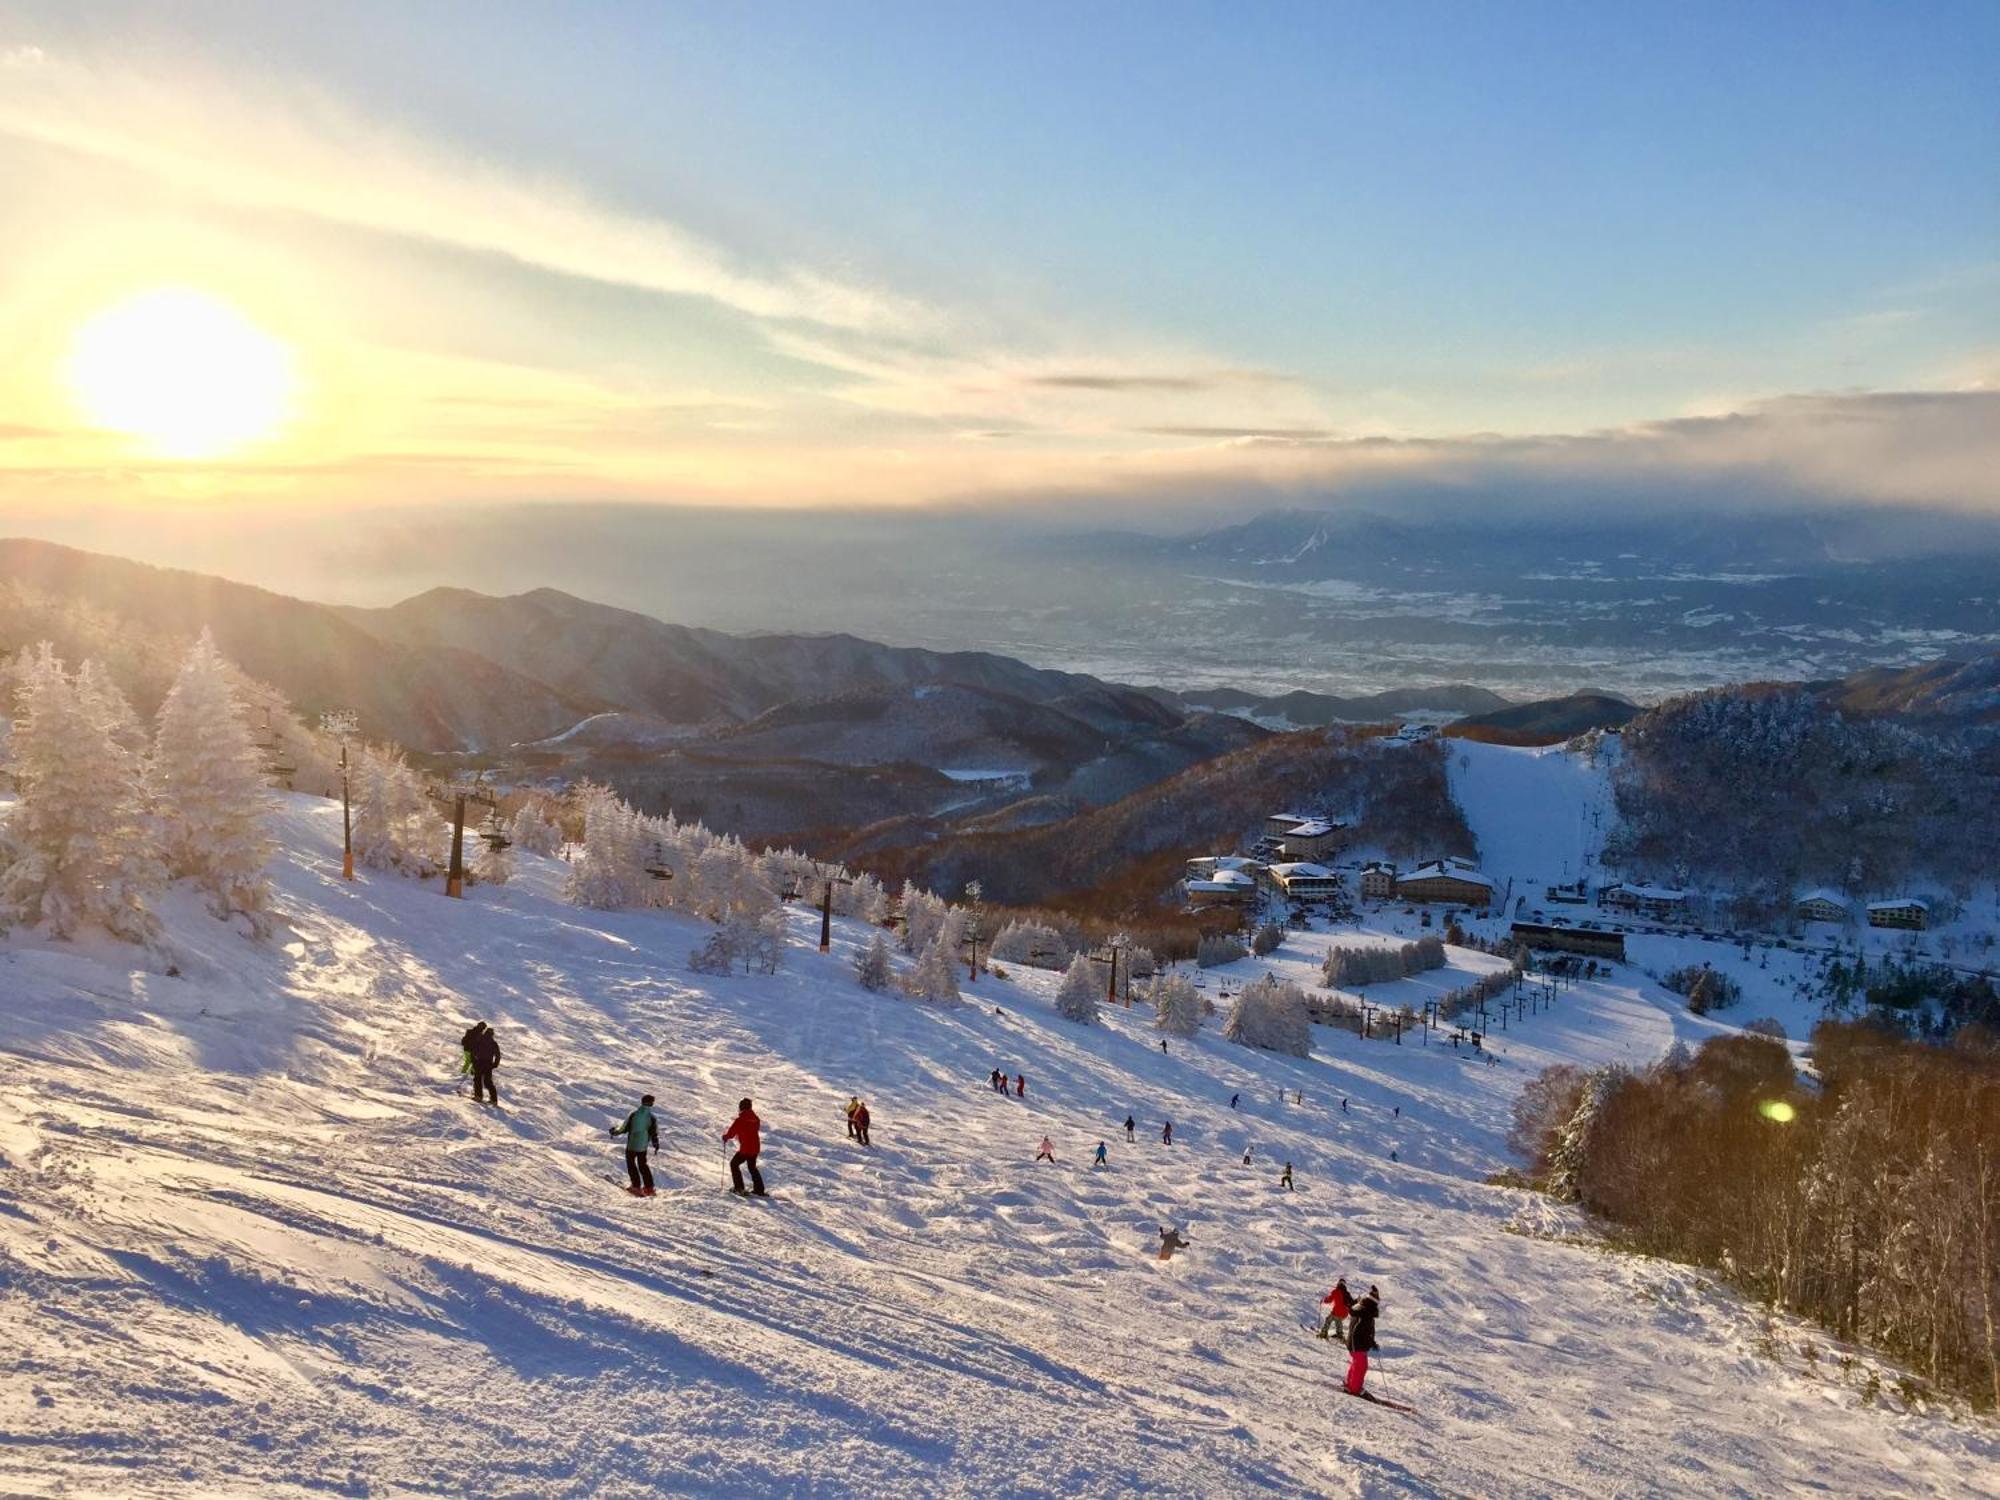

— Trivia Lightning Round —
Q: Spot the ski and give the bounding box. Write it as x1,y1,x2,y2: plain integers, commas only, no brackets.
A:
1344,1390,1418,1415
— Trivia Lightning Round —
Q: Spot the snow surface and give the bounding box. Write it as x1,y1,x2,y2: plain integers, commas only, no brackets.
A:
2,795,1995,1497
1446,739,1615,895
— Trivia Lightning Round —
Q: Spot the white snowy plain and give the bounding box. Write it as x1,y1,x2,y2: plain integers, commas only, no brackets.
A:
1,794,1995,1498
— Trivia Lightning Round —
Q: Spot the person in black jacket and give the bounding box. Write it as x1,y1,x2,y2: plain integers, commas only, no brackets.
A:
1345,1285,1381,1395
463,1022,501,1105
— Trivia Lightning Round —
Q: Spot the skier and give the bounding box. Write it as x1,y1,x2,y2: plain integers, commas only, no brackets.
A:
1280,1161,1294,1191
1160,1039,1168,1053
1036,1136,1056,1163
1093,1141,1108,1169
990,1068,1005,1093
1317,1277,1352,1340
1341,1097,1349,1115
853,1100,872,1147
1124,1114,1136,1142
1345,1286,1381,1395
1230,1092,1239,1109
845,1096,861,1139
1015,1074,1026,1098
1157,1226,1190,1260
1294,1089,1303,1105
1242,1147,1253,1165
1161,1120,1173,1146
611,1093,659,1196
463,1022,501,1105
1393,1104,1400,1118
723,1098,765,1196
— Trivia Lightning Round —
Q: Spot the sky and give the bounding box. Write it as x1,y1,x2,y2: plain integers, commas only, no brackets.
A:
0,1,1995,526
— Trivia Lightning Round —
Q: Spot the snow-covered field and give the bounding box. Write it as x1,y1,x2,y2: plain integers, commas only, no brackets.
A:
2,796,1994,1497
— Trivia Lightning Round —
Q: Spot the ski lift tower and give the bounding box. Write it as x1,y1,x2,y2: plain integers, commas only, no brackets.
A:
318,710,359,880
812,862,852,954
428,773,499,899
1089,932,1132,1006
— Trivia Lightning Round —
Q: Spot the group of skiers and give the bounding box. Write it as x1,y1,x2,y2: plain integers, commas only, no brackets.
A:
460,1019,1393,1399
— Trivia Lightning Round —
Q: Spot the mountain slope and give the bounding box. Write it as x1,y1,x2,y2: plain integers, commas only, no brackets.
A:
1,796,1987,1496
0,540,591,750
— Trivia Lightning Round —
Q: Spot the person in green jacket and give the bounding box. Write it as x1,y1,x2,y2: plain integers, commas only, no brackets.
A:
612,1094,660,1196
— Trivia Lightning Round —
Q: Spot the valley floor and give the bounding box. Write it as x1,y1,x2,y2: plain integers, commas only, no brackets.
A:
1,797,1994,1497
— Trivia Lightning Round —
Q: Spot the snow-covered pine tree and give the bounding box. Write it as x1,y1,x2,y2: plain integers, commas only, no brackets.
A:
991,919,1068,968
1251,921,1284,956
1152,970,1204,1037
900,882,948,953
349,754,398,872
148,631,275,921
1221,974,1312,1057
1054,953,1101,1025
905,930,961,1003
0,645,160,942
854,929,895,990
568,789,640,909
507,802,561,856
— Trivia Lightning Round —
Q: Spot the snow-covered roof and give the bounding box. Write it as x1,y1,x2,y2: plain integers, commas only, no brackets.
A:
1867,897,1929,912
1399,862,1495,889
1280,819,1340,839
1186,870,1256,890
1606,882,1689,902
1267,811,1314,828
1186,855,1260,872
1267,862,1336,880
1796,888,1847,907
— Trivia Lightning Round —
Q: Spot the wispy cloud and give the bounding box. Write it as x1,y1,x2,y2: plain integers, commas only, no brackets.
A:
0,47,931,337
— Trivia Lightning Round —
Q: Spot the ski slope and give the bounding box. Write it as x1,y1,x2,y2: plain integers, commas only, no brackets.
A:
1,796,1993,1498
1446,738,1616,896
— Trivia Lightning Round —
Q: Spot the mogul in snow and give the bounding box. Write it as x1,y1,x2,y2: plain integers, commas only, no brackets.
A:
612,1094,660,1196
724,1098,765,1196
461,1021,500,1105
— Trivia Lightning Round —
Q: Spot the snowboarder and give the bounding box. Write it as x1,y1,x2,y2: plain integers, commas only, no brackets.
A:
990,1068,1005,1092
1345,1285,1381,1395
1317,1277,1352,1340
1393,1104,1400,1118
1015,1074,1026,1098
1281,1161,1294,1191
1093,1141,1108,1169
853,1100,872,1147
463,1022,500,1105
1124,1115,1136,1142
611,1094,659,1196
1036,1136,1056,1163
1242,1147,1253,1165
724,1098,765,1196
1294,1089,1303,1105
1341,1097,1348,1115
1157,1226,1189,1261
1161,1120,1173,1146
1160,1039,1168,1053
1230,1093,1239,1109
845,1096,861,1139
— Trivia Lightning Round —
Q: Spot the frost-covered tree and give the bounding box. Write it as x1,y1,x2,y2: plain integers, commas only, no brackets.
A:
1251,921,1285,956
900,881,949,954
1054,953,1101,1025
1221,974,1312,1058
350,748,439,876
507,802,561,856
991,919,1069,968
473,829,514,886
1152,970,1204,1037
1416,934,1447,970
854,929,895,991
568,789,641,909
905,930,961,1004
0,644,160,942
148,632,275,919
1197,933,1247,968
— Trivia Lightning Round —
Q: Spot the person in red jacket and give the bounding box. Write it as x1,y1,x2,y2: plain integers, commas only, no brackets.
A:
1317,1277,1353,1340
724,1098,765,1196
1015,1073,1026,1098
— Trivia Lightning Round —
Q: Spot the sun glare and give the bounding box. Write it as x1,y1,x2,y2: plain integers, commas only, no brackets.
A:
65,288,297,459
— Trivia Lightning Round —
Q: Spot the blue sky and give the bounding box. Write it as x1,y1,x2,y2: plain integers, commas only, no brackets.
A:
0,1,1993,513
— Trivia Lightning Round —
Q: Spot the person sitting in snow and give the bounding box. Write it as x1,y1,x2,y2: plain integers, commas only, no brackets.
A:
1157,1226,1190,1260
1317,1277,1352,1340
1035,1136,1056,1163
611,1094,660,1196
1345,1285,1382,1395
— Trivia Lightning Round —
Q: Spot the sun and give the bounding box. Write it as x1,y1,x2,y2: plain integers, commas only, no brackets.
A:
65,288,298,459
